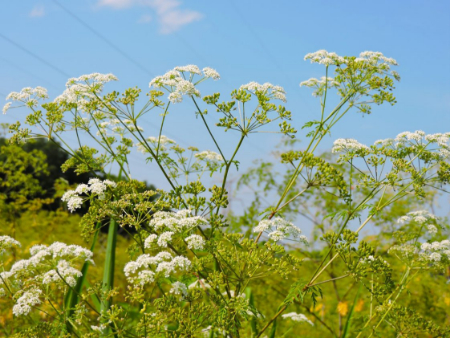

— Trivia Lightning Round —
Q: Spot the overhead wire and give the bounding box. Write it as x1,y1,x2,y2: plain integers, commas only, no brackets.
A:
228,0,314,112
0,32,70,78
0,56,60,90
51,1,268,158
2,2,267,170
52,0,155,77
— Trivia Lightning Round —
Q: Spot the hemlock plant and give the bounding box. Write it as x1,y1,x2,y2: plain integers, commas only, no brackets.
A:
1,50,450,337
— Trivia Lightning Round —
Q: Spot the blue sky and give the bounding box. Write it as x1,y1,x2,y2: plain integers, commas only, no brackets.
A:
1,0,449,197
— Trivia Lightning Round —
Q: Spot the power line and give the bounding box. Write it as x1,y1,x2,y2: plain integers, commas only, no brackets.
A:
52,0,155,77
229,1,292,84
0,56,59,90
0,32,70,78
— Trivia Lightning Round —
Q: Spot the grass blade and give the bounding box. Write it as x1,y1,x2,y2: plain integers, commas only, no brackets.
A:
245,287,258,336
342,284,362,338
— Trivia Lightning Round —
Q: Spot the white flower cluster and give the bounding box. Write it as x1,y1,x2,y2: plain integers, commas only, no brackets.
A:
395,130,426,143
194,150,223,162
425,133,450,147
91,324,107,332
149,65,219,103
12,288,42,316
253,217,307,243
300,76,340,88
185,234,205,250
281,312,314,326
202,67,220,80
375,131,450,159
420,240,450,263
332,138,370,153
2,242,93,280
239,82,287,102
170,281,188,297
157,231,174,248
62,178,116,212
299,76,340,97
124,251,191,285
0,236,21,255
144,211,207,250
188,279,211,289
389,243,418,260
66,73,118,86
355,51,398,70
137,135,176,153
360,255,376,265
40,260,82,287
397,210,438,233
373,138,394,147
303,50,398,79
3,86,48,114
304,50,345,66
148,210,208,232
2,242,93,316
54,73,117,110
174,65,201,75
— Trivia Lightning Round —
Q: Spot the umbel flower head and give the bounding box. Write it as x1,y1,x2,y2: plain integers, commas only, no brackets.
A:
1,241,93,317
253,217,307,243
54,73,118,111
0,236,21,255
240,82,287,102
61,178,117,212
3,86,48,114
149,65,220,104
282,312,314,326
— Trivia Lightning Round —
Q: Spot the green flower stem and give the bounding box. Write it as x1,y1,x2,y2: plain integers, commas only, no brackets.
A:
217,133,246,214
191,97,226,162
65,227,100,329
156,102,170,157
358,267,411,338
100,217,118,336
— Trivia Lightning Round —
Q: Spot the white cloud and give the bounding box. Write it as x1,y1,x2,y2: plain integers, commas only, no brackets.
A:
138,14,152,24
29,5,45,17
97,0,202,34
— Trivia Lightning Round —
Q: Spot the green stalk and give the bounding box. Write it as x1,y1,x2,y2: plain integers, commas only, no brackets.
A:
101,218,118,335
342,284,361,338
245,288,258,336
65,228,99,313
268,319,277,338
